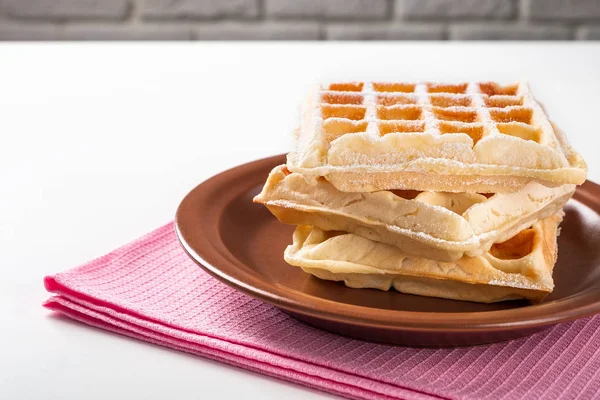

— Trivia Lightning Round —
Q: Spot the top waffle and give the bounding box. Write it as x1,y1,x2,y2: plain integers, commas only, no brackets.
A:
287,81,587,193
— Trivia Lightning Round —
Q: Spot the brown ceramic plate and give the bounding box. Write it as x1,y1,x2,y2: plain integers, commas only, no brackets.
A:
175,154,600,347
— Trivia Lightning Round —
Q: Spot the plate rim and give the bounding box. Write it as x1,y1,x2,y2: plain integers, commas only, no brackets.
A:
175,154,600,333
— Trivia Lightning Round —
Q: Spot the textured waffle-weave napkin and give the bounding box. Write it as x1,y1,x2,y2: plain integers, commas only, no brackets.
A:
44,223,600,400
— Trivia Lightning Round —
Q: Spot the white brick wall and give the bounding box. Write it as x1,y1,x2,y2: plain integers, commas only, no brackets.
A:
0,0,598,40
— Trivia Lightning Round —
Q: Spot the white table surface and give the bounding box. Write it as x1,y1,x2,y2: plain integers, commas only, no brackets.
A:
2,43,600,399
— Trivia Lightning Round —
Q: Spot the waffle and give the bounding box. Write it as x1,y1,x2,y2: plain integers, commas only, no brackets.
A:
255,165,574,262
284,213,562,303
287,81,587,193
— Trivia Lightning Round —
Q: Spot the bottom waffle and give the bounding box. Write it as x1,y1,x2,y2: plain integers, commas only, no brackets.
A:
284,214,562,303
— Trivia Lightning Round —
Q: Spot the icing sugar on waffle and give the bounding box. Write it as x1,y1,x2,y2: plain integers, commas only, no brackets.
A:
323,82,547,143
254,165,575,262
283,213,562,303
287,81,587,193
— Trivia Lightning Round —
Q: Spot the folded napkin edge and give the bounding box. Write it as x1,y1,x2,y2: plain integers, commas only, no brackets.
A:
44,296,439,400
43,286,442,400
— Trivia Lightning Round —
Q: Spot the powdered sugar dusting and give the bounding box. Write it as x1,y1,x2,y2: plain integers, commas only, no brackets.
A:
287,81,586,190
414,83,440,136
362,81,379,139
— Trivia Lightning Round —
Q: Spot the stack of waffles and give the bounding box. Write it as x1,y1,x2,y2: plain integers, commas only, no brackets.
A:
254,81,587,303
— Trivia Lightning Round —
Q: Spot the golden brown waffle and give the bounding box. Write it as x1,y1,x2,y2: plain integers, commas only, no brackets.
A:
287,81,587,193
284,214,562,303
255,165,574,262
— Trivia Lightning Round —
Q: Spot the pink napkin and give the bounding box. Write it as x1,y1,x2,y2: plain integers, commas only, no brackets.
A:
44,223,600,400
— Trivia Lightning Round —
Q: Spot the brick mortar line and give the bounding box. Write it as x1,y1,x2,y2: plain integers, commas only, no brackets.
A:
1,20,318,26
257,0,266,21
393,16,520,22
229,16,392,23
386,0,394,21
389,0,397,20
518,0,528,21
447,21,581,26
2,19,598,27
393,17,520,22
123,0,134,23
2,18,597,25
3,21,598,29
129,0,141,25
441,24,449,40
141,17,267,23
323,21,447,28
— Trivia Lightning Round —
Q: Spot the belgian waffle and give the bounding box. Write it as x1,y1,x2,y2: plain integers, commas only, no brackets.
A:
287,81,587,193
284,214,562,303
254,165,574,262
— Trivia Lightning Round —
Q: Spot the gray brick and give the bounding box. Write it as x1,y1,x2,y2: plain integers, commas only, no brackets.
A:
450,24,572,40
527,0,600,21
143,0,259,20
0,23,193,41
0,24,60,40
266,0,389,20
62,25,193,40
193,22,321,40
576,26,600,40
2,0,129,21
399,0,515,20
326,24,445,40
